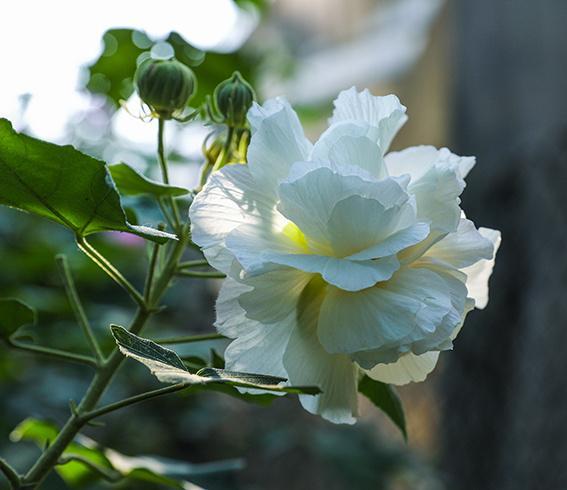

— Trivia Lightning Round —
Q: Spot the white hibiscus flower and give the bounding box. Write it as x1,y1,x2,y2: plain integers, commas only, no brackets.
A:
190,87,501,424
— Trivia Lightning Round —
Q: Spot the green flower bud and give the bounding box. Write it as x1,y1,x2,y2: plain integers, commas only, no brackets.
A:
134,57,196,119
214,71,255,128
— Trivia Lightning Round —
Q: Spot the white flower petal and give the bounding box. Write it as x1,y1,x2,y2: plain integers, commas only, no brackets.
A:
277,166,410,250
385,147,475,232
330,87,407,153
190,164,278,274
318,267,461,363
214,277,255,338
325,195,426,258
224,319,293,383
385,146,475,181
247,97,312,192
425,218,494,268
283,279,359,424
366,351,440,386
461,228,501,309
237,268,312,323
226,222,401,291
311,122,387,179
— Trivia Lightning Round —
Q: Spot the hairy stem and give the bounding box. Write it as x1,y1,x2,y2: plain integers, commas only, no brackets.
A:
56,254,104,364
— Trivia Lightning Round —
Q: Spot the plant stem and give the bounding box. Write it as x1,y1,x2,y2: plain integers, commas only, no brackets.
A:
143,239,161,304
154,332,225,345
56,255,104,364
177,259,209,269
211,125,234,173
176,270,225,279
76,235,145,308
157,118,182,230
21,232,189,488
7,340,98,368
82,383,190,422
0,457,21,489
56,455,121,483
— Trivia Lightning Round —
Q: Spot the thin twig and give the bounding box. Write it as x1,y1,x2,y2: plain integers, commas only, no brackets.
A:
177,259,210,269
76,236,145,308
157,119,182,230
7,340,98,368
153,333,226,345
0,457,21,489
143,239,162,303
56,455,121,483
56,255,104,364
176,270,226,279
82,383,190,422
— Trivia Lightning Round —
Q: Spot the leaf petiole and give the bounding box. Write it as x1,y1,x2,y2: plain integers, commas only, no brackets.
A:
75,235,145,308
56,255,104,364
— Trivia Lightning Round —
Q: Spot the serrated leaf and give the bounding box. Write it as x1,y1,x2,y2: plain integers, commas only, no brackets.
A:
111,325,320,395
0,119,176,243
109,163,189,198
358,375,407,440
0,298,36,340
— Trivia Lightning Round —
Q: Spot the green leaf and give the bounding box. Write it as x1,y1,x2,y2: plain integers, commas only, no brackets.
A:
109,162,190,198
0,298,36,340
11,418,243,489
10,418,114,487
111,325,320,395
0,119,175,243
358,375,407,440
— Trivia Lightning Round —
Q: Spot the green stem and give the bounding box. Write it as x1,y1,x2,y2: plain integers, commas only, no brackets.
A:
21,234,190,488
76,236,145,308
57,455,121,483
211,125,235,173
177,270,225,279
82,383,190,422
157,118,181,230
56,255,104,364
7,340,97,368
143,239,161,303
154,332,225,345
177,259,209,269
0,457,21,489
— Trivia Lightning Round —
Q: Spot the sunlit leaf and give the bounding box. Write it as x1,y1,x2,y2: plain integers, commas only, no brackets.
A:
112,325,320,395
358,375,407,440
0,298,36,340
109,162,190,198
0,119,175,243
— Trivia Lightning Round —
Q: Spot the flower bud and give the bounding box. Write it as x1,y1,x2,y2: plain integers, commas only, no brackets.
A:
134,58,196,119
214,71,255,128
